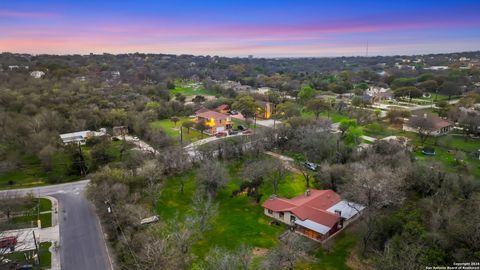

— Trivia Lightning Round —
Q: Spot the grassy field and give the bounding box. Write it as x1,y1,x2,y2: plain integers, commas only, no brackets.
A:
0,140,125,190
170,86,217,97
412,135,480,178
10,212,52,228
301,110,353,123
297,232,358,270
0,155,49,189
369,124,480,178
156,158,357,269
4,242,52,269
39,198,52,212
150,118,206,143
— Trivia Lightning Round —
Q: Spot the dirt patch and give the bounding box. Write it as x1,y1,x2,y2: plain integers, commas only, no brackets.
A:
252,247,268,257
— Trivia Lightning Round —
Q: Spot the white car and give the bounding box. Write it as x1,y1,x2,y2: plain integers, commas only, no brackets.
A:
304,162,318,171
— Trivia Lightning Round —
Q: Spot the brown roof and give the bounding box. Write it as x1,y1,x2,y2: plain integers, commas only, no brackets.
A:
262,189,342,228
195,107,210,114
407,113,453,129
216,104,230,111
196,109,230,120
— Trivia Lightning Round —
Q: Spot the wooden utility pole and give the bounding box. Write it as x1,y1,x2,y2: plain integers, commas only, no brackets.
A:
32,231,40,265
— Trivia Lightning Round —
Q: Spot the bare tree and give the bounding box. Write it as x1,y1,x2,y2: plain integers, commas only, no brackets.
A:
341,161,406,256
197,161,229,198
191,192,218,233
138,160,164,208
262,231,311,270
204,244,252,270
407,115,437,145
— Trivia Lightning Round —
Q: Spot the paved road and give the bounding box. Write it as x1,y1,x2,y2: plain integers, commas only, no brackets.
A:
0,180,113,270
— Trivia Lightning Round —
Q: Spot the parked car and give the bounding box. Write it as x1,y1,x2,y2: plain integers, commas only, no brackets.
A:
243,129,253,135
422,147,436,156
0,236,17,251
228,129,238,135
237,125,246,131
132,136,140,142
229,110,238,115
304,162,318,171
215,132,227,138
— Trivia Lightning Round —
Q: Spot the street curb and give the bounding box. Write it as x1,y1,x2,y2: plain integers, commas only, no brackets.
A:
41,196,59,227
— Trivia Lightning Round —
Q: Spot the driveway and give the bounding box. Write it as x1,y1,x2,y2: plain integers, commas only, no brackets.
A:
255,119,282,128
0,180,113,270
264,151,301,174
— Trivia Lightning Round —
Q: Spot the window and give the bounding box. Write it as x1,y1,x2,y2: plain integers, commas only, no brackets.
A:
268,209,273,215
290,215,296,223
279,212,284,218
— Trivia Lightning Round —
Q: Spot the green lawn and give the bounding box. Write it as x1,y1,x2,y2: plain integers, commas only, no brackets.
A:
376,125,480,178
420,93,458,102
39,198,52,212
170,86,217,97
4,242,52,269
150,118,206,143
39,242,52,268
10,212,52,228
0,140,126,190
0,155,49,189
297,232,358,270
301,110,353,123
156,158,357,268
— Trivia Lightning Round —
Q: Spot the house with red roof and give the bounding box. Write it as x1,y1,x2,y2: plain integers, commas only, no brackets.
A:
262,189,364,242
195,108,232,134
215,104,230,114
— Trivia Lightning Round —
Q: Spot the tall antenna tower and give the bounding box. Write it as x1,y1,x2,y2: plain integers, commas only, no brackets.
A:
366,41,369,57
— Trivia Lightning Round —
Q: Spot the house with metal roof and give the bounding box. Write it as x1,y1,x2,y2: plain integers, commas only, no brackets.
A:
262,189,364,242
59,130,107,145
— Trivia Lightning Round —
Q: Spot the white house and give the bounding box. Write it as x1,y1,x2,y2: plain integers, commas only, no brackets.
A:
424,66,449,71
59,130,107,145
30,71,45,79
256,87,272,95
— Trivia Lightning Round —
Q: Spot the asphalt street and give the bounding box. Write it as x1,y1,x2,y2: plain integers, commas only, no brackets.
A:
0,180,112,270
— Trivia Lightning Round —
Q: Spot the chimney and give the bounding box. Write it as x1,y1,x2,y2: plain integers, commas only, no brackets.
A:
335,210,344,229
305,189,311,197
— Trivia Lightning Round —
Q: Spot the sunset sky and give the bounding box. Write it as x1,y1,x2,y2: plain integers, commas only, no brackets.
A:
1,0,480,57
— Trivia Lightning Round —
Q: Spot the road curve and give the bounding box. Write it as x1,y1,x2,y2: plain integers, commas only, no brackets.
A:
0,180,113,270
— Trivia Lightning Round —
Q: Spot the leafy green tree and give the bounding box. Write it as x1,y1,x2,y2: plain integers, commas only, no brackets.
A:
393,87,422,101
170,116,180,127
417,80,438,93
297,86,315,103
305,99,328,119
182,121,194,134
192,95,206,104
194,121,208,138
232,95,257,119
339,119,357,136
345,126,363,145
439,81,461,100
275,101,301,119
